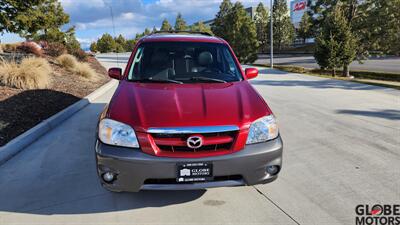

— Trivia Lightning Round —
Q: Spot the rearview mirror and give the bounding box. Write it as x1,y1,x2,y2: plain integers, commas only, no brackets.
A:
108,67,122,80
245,68,258,80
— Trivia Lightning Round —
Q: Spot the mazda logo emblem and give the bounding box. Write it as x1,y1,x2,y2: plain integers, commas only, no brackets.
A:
187,136,203,149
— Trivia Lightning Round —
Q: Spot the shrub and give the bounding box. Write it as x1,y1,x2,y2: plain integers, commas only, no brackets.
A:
46,42,67,57
16,42,43,57
0,57,52,89
57,54,78,70
57,54,97,80
70,48,88,61
2,43,20,52
75,62,97,79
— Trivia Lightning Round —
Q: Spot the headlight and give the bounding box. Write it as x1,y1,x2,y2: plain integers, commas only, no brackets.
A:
98,119,139,148
246,115,279,144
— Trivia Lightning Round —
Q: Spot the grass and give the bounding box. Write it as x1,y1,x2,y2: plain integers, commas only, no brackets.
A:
75,62,97,79
0,43,20,53
253,64,400,90
57,54,78,70
0,57,52,89
57,54,97,80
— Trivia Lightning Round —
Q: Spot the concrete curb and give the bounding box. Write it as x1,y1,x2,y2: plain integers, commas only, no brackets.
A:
0,79,118,165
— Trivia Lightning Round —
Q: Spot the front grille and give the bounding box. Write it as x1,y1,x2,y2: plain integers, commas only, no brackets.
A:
150,131,237,153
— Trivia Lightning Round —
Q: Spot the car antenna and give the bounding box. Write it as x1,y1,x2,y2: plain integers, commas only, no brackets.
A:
108,4,119,67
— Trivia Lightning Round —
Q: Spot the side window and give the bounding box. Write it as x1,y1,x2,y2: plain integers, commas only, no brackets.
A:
129,46,144,79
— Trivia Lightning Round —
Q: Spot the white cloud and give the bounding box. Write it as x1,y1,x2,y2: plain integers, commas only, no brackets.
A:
59,0,273,46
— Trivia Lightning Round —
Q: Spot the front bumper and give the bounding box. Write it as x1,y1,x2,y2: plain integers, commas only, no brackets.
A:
95,136,283,192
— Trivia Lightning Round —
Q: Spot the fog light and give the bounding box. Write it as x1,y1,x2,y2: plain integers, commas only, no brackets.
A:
266,166,279,175
102,172,115,183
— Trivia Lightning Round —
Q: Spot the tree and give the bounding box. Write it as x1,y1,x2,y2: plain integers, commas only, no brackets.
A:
314,6,356,77
297,13,313,43
254,2,269,52
114,34,127,53
152,26,158,33
0,0,43,34
15,0,69,39
126,39,137,52
309,0,364,58
90,42,97,52
61,26,82,53
160,19,172,31
190,21,212,34
211,1,258,63
227,2,259,63
97,33,116,53
211,0,233,39
272,0,295,50
143,28,151,35
174,13,187,31
362,0,400,55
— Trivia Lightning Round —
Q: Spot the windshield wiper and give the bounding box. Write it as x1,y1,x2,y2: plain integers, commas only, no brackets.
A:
130,77,183,84
190,76,227,83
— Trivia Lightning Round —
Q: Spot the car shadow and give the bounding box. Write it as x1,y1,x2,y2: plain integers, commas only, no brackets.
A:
0,102,205,215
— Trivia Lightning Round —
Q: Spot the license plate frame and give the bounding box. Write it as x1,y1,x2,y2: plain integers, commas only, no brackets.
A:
176,162,213,183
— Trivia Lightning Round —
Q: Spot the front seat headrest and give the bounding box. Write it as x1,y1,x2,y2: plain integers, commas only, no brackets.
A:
151,50,169,67
198,51,213,66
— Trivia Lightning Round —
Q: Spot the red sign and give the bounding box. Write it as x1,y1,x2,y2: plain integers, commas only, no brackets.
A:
293,1,306,11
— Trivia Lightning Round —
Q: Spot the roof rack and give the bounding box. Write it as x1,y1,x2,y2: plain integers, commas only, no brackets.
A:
151,30,213,36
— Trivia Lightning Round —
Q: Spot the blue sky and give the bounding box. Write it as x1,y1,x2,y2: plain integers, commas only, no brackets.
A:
1,0,272,48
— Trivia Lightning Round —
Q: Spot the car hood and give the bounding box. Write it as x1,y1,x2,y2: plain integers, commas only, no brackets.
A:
108,81,271,132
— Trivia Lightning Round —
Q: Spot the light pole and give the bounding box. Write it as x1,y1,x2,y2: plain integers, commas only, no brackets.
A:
270,0,274,68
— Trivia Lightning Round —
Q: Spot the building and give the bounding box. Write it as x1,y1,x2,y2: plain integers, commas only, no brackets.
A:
290,0,308,28
290,0,315,44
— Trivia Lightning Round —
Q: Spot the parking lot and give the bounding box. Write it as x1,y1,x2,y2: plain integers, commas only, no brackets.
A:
0,53,398,225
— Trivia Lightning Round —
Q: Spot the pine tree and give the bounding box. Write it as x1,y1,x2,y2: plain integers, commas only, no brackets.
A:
211,0,233,38
362,0,400,55
15,0,70,39
226,2,258,63
190,21,212,34
160,18,172,31
272,0,295,50
126,39,137,52
254,2,269,52
297,13,313,43
0,0,44,34
114,34,127,53
97,33,116,53
143,28,151,35
174,13,187,31
314,6,356,77
90,42,97,52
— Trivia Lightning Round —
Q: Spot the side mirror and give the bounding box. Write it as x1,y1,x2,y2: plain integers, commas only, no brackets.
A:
245,68,258,80
108,67,122,80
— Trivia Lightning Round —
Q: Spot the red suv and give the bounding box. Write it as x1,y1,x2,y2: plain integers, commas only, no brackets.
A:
96,32,283,192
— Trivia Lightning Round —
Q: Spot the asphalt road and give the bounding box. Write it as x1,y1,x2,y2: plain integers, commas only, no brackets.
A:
255,54,400,74
0,53,399,225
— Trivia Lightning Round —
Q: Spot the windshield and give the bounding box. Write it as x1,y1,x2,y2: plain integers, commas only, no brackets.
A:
127,42,242,83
